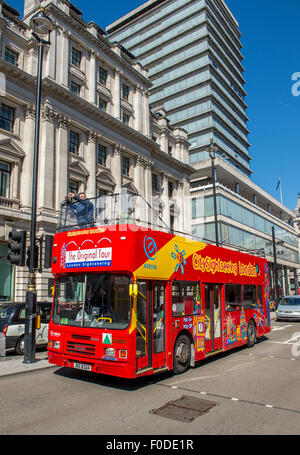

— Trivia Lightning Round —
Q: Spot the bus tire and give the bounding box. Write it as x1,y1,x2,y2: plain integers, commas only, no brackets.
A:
173,334,191,375
16,336,25,355
247,320,256,348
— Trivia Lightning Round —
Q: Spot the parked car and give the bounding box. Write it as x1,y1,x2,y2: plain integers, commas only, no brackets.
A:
0,301,52,354
276,296,300,321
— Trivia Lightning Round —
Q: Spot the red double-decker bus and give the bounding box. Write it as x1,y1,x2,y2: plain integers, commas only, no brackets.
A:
48,201,271,378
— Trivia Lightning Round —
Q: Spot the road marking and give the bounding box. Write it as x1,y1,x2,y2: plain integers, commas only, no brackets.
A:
270,341,300,345
272,325,292,332
158,383,300,415
284,334,300,344
168,374,220,386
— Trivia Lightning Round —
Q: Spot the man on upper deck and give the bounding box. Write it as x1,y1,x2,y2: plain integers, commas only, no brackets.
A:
65,192,94,228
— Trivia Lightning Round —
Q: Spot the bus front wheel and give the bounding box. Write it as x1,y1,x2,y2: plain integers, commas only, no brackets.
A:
247,320,256,348
173,334,191,375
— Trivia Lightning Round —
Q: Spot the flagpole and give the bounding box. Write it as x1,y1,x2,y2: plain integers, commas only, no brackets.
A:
280,179,283,205
276,178,283,205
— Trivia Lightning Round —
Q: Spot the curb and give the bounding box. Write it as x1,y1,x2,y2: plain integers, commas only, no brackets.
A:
0,358,56,378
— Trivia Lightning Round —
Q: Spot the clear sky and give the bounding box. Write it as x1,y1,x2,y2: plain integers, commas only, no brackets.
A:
10,0,300,211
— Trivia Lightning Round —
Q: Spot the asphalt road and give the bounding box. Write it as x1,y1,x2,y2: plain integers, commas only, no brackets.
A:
1,319,300,436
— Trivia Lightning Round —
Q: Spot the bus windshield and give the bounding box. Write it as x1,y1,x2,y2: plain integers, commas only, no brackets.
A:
53,274,131,329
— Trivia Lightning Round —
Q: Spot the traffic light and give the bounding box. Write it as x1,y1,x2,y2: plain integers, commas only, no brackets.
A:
44,234,54,268
26,244,39,269
7,230,26,266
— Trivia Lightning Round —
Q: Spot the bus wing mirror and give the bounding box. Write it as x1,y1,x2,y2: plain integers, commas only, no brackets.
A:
129,284,138,297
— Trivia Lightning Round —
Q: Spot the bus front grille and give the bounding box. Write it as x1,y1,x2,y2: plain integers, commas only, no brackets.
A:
67,341,96,357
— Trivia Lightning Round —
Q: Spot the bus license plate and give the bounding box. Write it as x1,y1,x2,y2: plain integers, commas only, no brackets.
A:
73,362,91,371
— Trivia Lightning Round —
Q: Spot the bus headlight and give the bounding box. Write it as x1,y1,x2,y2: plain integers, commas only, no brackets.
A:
104,347,115,357
53,341,60,349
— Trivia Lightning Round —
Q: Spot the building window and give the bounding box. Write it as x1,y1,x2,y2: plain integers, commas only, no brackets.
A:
5,48,18,66
69,131,80,155
71,48,81,68
0,161,10,198
97,144,107,166
98,98,107,111
68,179,79,194
122,156,130,176
122,84,129,100
152,174,158,192
97,188,108,197
168,181,174,198
70,81,80,96
0,104,14,132
99,67,107,85
122,113,130,124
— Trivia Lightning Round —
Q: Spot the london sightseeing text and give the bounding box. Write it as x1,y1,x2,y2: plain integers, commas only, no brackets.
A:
48,223,271,378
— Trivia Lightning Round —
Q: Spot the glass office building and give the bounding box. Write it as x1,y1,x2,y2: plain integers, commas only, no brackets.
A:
107,0,300,296
107,0,250,176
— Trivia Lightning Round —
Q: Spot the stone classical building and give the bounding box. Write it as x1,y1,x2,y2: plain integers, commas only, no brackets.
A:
106,0,300,297
0,0,193,302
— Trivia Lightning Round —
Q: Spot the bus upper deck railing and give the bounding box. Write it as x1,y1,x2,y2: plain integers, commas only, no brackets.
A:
57,193,266,257
58,193,172,233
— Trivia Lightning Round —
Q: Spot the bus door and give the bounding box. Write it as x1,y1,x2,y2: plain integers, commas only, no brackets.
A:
136,281,166,372
204,284,222,354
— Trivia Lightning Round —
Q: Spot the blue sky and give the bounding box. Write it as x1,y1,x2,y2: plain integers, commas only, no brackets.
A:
11,0,300,210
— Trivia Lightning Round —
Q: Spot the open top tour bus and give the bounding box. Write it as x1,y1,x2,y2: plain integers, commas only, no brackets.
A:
47,194,271,378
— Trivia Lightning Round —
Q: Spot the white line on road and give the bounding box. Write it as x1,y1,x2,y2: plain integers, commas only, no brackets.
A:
272,325,293,332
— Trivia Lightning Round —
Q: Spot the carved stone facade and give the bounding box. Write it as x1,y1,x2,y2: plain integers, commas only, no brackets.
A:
0,0,193,301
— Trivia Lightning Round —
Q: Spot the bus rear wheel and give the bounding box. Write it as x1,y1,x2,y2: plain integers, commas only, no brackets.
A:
173,334,191,375
247,320,256,348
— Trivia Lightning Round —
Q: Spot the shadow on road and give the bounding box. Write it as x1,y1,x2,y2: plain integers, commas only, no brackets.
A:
53,366,174,391
52,336,270,390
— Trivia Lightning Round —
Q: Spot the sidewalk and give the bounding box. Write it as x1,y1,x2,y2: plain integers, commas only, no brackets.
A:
0,312,277,378
0,353,55,378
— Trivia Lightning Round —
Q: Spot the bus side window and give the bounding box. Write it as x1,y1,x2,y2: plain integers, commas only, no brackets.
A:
243,285,256,309
172,282,184,316
225,284,242,311
257,285,262,308
185,284,195,315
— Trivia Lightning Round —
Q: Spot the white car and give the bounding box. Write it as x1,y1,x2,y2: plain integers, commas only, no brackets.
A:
0,301,52,354
276,296,300,321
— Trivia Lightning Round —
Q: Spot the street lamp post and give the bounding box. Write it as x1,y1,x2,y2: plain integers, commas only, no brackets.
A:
208,140,219,247
271,226,279,304
24,8,54,364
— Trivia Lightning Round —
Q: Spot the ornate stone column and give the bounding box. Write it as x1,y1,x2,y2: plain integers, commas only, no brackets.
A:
59,28,69,88
161,172,170,230
89,50,97,105
38,105,56,211
144,158,153,226
112,144,122,193
134,85,143,133
142,89,150,137
113,69,121,120
86,130,97,197
45,27,57,80
20,104,36,209
134,156,147,224
55,113,70,210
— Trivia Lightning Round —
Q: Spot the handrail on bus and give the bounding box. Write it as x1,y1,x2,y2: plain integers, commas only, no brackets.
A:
96,317,112,324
